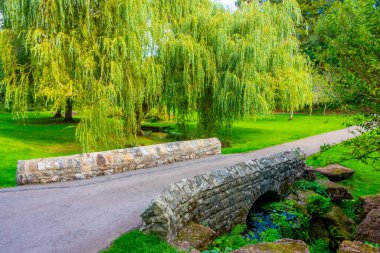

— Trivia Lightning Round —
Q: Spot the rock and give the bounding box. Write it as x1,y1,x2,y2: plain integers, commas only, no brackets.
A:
174,241,201,253
358,194,380,221
322,206,357,239
356,209,380,244
316,164,355,182
302,166,317,181
337,240,380,253
309,218,330,243
176,222,217,250
310,206,357,251
318,179,354,202
231,239,309,253
286,190,315,214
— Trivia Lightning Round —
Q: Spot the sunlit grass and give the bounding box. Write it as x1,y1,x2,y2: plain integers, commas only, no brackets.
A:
0,112,347,188
307,144,380,198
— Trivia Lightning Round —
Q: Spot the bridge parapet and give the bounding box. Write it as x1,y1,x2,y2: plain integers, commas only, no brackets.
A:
141,148,306,241
17,138,221,185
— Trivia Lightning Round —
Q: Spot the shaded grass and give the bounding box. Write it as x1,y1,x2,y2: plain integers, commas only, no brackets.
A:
0,112,81,187
307,144,380,198
0,112,170,188
100,230,181,253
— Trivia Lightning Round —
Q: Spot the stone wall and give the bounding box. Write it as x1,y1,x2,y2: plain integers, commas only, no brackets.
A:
17,138,221,185
141,148,306,242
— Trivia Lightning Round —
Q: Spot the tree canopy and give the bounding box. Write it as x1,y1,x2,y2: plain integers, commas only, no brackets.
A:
0,0,313,151
311,0,380,163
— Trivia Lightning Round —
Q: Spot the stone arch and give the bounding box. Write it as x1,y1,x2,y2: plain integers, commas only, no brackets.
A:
141,148,306,242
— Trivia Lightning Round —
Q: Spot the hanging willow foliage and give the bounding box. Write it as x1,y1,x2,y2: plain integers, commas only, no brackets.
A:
0,0,163,151
155,0,313,137
0,0,313,151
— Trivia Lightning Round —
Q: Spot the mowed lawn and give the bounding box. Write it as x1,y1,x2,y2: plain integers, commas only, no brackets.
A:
0,113,81,188
0,112,347,188
222,114,347,154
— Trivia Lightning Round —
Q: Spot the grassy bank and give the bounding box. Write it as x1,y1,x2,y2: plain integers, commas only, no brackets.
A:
101,230,180,253
307,144,380,198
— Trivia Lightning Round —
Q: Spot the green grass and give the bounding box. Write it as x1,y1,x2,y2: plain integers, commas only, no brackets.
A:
0,112,346,188
0,112,170,188
223,114,347,154
101,230,181,253
307,144,380,198
0,112,81,187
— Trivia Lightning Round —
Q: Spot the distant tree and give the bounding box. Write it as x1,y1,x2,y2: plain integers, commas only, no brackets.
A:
315,0,380,164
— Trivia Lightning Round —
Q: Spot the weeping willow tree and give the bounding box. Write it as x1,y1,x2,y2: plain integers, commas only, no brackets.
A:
0,0,313,150
154,0,313,137
0,0,162,151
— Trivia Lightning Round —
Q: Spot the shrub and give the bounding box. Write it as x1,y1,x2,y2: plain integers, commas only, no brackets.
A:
259,228,281,242
338,200,361,223
294,180,328,196
270,212,310,243
320,143,333,153
261,199,299,213
309,239,331,253
307,194,333,216
209,224,253,252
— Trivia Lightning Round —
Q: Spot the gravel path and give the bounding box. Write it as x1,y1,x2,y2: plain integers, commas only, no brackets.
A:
0,127,357,253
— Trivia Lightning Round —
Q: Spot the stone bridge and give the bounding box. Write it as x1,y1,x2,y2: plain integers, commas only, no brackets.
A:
141,148,306,241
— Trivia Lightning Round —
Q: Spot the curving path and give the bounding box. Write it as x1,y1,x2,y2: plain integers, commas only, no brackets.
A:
0,127,358,253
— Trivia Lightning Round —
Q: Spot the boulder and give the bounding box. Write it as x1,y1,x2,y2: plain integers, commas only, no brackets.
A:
309,218,331,243
318,179,354,202
337,240,380,253
359,194,380,221
286,190,315,214
302,166,317,181
316,164,355,182
321,206,357,240
231,239,309,253
175,222,217,251
356,209,380,244
175,241,201,253
309,206,357,251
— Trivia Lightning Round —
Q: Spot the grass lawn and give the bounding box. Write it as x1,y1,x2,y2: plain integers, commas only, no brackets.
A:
101,230,181,253
222,114,347,154
0,112,346,188
307,144,380,198
0,112,81,188
0,112,168,188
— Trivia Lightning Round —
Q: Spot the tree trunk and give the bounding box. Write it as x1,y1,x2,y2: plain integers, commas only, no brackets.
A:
136,103,149,136
54,108,63,118
323,103,327,116
64,99,74,122
289,110,294,121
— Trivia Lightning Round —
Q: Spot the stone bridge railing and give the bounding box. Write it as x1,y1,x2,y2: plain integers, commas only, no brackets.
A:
141,148,306,241
17,138,221,185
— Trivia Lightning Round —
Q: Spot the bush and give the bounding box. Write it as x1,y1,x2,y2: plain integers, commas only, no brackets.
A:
209,224,253,252
338,200,361,223
259,228,281,243
270,212,310,243
307,194,333,216
309,239,331,253
293,180,328,196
